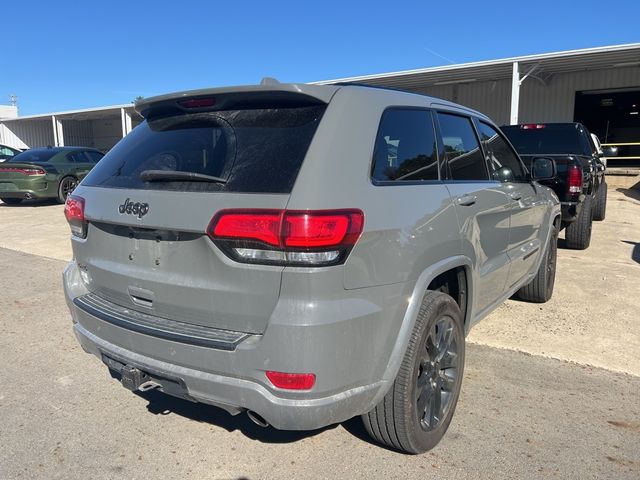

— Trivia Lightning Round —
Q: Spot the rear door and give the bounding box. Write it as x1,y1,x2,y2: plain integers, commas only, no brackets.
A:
476,121,546,288
436,111,512,314
72,99,327,334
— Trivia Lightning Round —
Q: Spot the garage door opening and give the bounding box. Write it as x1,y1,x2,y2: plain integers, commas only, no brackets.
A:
574,88,640,167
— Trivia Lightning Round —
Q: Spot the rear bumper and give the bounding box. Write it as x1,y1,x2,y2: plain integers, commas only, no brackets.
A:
64,260,407,430
0,179,55,199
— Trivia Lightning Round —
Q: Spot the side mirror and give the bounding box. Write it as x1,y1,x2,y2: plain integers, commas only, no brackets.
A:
602,146,618,157
531,157,556,181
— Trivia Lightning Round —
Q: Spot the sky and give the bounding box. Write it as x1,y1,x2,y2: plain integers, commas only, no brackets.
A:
3,0,640,115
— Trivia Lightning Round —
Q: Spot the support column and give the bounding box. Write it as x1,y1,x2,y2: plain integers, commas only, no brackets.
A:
510,62,520,125
52,115,64,146
120,108,132,138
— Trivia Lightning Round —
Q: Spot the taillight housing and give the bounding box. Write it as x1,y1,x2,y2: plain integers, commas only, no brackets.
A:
0,167,45,175
567,165,583,194
207,209,364,267
64,195,87,238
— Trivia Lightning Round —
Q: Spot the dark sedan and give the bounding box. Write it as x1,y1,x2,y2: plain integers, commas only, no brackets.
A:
0,147,104,204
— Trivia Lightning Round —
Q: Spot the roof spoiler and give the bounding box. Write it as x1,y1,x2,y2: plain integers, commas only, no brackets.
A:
135,83,339,119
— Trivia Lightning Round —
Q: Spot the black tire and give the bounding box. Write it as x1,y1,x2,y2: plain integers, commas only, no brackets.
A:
57,176,78,203
517,222,558,303
565,194,593,250
1,198,23,205
362,291,465,454
592,182,607,221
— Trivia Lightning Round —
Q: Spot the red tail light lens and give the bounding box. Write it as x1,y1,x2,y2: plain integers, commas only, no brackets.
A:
567,165,583,194
0,167,45,175
207,209,364,266
266,371,316,390
64,195,87,238
521,124,546,130
212,211,282,246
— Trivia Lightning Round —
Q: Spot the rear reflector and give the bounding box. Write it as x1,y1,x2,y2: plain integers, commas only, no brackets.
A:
208,209,364,266
64,195,87,238
521,124,546,130
0,167,45,175
178,97,216,108
266,371,316,390
567,165,583,194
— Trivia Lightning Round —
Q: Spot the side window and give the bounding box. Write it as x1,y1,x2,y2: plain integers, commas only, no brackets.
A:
372,109,438,182
437,112,488,180
66,151,85,163
477,122,527,183
84,151,104,163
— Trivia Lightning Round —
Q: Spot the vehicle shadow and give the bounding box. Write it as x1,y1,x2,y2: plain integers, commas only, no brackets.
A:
616,187,640,202
621,240,640,264
135,389,342,444
0,198,59,207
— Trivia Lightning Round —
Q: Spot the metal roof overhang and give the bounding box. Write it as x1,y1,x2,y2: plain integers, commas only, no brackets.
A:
2,104,138,122
313,44,640,90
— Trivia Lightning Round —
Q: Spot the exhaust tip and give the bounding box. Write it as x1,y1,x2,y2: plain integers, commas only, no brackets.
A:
247,410,269,428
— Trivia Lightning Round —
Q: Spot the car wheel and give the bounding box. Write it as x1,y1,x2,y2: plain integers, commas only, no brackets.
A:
565,194,593,250
592,182,607,221
362,291,465,454
1,198,23,205
57,176,78,203
517,221,558,303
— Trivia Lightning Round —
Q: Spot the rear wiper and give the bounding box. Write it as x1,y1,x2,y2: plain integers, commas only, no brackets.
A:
140,170,227,184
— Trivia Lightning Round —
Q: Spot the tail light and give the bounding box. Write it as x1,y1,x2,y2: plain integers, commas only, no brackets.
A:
0,167,45,175
567,165,583,194
207,209,364,266
64,195,87,238
266,371,316,390
521,124,546,130
178,97,216,108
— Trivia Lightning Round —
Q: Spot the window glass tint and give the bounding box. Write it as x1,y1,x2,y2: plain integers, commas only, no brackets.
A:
437,113,487,180
7,149,59,163
84,151,104,163
501,124,591,155
66,151,87,163
82,105,326,193
477,122,527,183
372,109,438,182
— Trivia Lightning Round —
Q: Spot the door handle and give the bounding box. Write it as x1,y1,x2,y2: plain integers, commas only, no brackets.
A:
509,192,522,201
456,195,477,206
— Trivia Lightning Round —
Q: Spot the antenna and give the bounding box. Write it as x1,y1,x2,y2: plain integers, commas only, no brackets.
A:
260,77,280,86
9,95,17,107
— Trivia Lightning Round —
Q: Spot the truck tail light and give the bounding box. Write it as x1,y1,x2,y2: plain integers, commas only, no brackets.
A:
64,195,87,238
567,165,583,194
266,371,316,390
207,209,364,266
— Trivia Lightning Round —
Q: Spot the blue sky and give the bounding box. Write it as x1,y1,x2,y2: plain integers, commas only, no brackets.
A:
3,0,639,115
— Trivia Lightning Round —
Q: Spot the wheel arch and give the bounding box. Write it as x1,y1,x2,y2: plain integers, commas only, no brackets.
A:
368,255,474,408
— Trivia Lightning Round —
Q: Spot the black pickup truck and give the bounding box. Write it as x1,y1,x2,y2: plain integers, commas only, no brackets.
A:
502,123,609,250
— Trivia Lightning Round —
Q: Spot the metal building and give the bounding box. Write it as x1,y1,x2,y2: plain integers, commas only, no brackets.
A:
316,43,640,162
0,104,141,152
2,43,639,160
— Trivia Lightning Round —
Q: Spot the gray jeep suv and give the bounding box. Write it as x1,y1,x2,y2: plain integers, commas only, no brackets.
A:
63,83,560,453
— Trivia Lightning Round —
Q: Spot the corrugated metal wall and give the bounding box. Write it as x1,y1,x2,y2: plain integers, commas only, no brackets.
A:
0,120,54,148
409,66,640,125
61,120,94,147
91,117,123,151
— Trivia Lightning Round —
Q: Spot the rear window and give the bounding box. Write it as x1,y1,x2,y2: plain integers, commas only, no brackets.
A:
8,149,59,163
501,124,591,156
82,105,326,193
